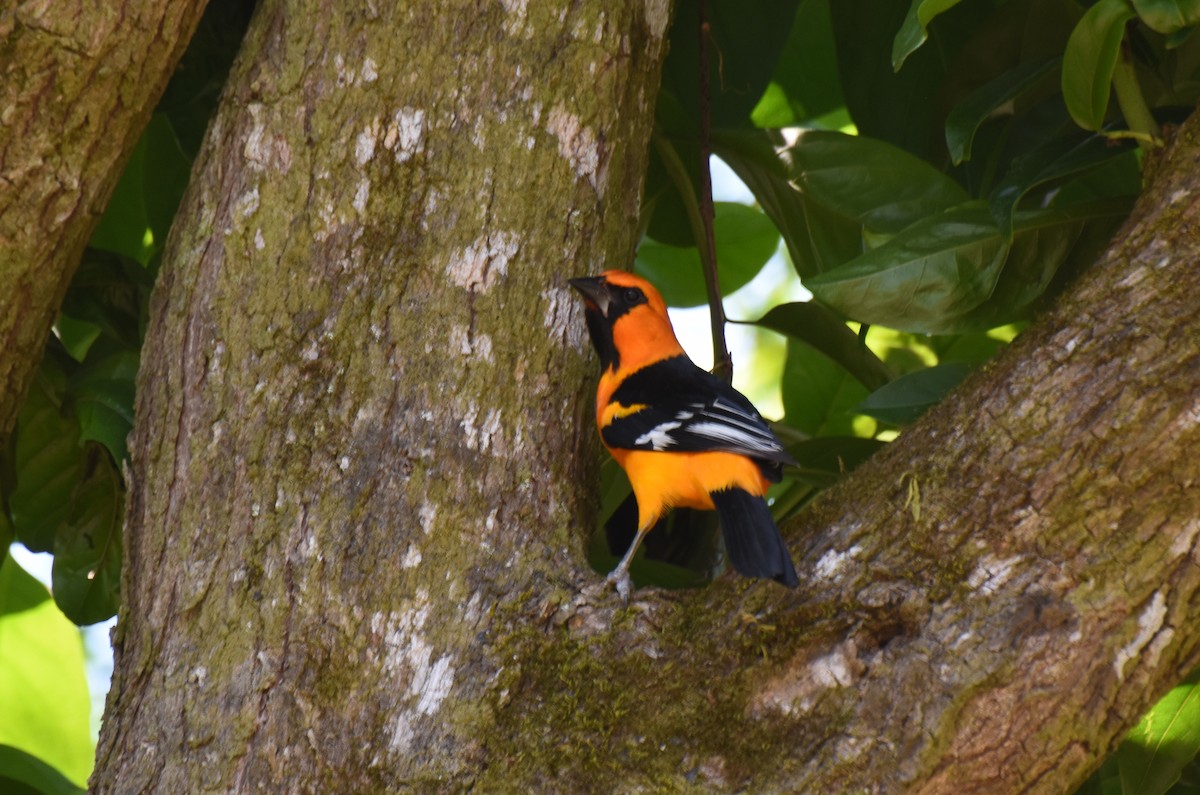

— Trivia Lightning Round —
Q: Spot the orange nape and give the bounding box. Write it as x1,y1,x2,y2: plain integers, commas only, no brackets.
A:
611,448,772,531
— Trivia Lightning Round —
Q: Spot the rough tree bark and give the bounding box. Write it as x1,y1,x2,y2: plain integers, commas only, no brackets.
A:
0,0,208,438
93,0,671,791
90,0,1200,793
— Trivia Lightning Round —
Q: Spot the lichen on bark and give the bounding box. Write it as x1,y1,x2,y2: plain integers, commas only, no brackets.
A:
93,0,672,791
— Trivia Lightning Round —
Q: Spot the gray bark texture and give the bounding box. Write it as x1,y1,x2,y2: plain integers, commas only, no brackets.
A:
92,0,671,791
0,0,208,440
89,0,1200,791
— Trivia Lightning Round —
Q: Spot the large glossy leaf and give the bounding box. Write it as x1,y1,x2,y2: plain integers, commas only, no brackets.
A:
643,123,701,248
946,57,1060,165
805,199,1129,333
751,0,845,128
831,0,984,159
781,339,871,437
0,746,84,795
658,0,801,132
635,202,781,307
856,362,972,424
1046,148,1143,206
712,130,871,277
962,197,1132,330
1062,0,1137,131
9,354,82,553
142,113,193,250
0,557,93,787
752,302,893,391
804,203,1007,333
88,135,153,266
52,445,123,626
989,130,1134,236
787,130,970,235
1132,0,1200,34
70,342,139,466
1118,668,1200,795
892,0,967,70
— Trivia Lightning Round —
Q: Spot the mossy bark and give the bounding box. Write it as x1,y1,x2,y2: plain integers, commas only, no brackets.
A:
0,0,208,441
89,0,1200,792
92,0,671,791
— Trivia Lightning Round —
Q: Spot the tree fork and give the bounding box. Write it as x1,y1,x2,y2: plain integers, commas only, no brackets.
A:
90,0,1200,790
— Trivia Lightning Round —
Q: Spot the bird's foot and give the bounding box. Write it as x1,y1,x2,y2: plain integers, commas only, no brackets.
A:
604,568,633,603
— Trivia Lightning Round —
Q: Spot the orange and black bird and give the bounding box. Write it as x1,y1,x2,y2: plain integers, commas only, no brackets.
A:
569,270,799,597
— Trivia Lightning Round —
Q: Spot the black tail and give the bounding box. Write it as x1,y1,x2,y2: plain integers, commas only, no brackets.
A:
711,488,799,587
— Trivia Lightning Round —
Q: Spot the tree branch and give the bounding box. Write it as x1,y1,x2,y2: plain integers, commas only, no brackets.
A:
0,0,208,441
522,111,1200,792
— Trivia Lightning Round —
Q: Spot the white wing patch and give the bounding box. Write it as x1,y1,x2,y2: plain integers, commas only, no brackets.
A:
686,421,781,455
635,421,681,450
695,398,784,452
625,398,785,456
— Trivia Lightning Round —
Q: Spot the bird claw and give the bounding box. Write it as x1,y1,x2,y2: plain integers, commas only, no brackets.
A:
605,569,633,603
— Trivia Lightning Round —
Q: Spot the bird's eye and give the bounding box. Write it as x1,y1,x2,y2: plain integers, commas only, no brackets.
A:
623,288,644,304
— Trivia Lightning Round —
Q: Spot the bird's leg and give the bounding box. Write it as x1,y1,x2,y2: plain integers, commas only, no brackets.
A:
605,526,650,602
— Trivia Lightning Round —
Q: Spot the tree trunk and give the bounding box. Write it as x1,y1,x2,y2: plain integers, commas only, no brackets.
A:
92,0,671,790
91,0,1200,791
0,0,208,439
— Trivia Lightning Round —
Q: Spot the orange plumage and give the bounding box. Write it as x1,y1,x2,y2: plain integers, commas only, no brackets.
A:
570,270,798,596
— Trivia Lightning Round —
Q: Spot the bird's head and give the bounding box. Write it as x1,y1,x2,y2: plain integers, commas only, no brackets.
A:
569,270,683,372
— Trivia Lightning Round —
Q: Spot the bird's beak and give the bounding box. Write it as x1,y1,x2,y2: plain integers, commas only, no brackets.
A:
568,276,611,317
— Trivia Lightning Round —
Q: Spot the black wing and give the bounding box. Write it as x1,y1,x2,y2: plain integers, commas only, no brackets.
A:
602,355,794,472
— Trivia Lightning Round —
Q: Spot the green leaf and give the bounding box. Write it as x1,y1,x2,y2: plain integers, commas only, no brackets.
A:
0,557,93,787
806,199,1133,333
1077,757,1125,795
658,0,802,131
804,202,1007,334
961,197,1132,330
752,302,893,391
1165,23,1199,46
643,126,699,248
1117,669,1200,795
713,130,863,277
892,0,966,71
1132,0,1200,34
989,130,1134,237
52,317,101,364
635,203,780,308
856,362,972,424
0,746,85,795
9,354,83,553
750,0,845,128
831,0,984,159
1046,148,1143,206
787,130,970,236
52,445,123,626
59,249,150,351
781,339,871,437
89,137,153,266
70,343,139,466
946,56,1060,165
142,113,193,251
1062,0,1138,131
